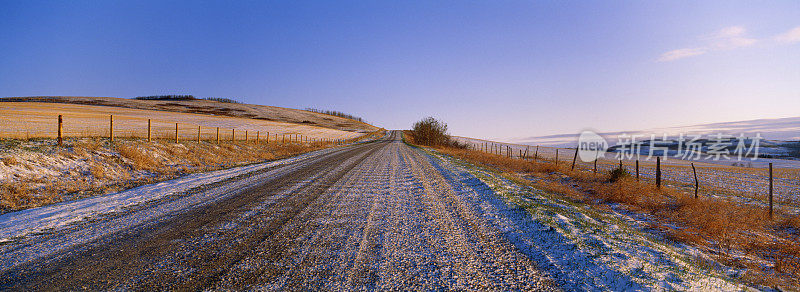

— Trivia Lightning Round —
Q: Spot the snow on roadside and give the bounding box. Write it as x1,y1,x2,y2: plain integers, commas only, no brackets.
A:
422,149,758,291
0,147,338,243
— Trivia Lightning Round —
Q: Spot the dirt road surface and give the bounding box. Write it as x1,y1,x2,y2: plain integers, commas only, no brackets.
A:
0,131,555,290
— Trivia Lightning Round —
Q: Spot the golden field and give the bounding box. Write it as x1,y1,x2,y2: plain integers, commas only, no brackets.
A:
0,102,364,141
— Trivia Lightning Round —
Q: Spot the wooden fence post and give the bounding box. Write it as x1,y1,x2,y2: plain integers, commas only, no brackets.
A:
109,115,114,142
555,149,559,166
216,127,220,144
197,126,201,143
245,130,248,142
266,132,269,144
692,163,698,198
57,115,63,146
635,160,639,181
769,162,774,219
175,123,179,143
232,129,235,142
524,146,529,160
656,157,661,189
534,146,539,161
593,152,598,174
571,147,578,170
147,119,152,142
256,131,260,143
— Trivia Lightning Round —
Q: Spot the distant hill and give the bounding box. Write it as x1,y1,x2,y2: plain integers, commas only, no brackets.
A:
511,116,800,147
0,96,378,133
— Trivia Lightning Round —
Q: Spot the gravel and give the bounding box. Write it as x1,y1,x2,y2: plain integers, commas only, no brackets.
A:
0,131,556,290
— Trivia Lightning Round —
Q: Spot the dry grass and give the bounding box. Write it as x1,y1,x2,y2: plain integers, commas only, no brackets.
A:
116,144,164,171
0,130,385,213
412,134,800,289
0,182,30,210
89,161,107,180
1,156,18,166
0,182,58,210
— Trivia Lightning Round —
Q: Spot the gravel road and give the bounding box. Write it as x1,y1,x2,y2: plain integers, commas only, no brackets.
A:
0,131,555,290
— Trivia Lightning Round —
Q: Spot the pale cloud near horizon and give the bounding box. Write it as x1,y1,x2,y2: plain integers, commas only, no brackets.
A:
659,25,798,62
775,26,800,43
657,48,707,62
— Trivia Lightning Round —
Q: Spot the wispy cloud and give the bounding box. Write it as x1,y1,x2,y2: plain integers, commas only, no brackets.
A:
706,26,757,50
658,48,707,62
774,26,800,43
658,25,762,62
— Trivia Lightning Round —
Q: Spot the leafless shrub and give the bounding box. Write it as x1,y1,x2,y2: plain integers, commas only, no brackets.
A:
410,117,452,146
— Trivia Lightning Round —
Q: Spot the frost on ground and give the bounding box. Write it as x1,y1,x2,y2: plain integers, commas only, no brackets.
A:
0,137,353,212
0,132,763,290
0,132,555,290
421,148,756,291
452,136,800,212
0,146,340,244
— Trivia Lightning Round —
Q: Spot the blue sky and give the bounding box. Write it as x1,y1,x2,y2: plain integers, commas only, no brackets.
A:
1,1,798,141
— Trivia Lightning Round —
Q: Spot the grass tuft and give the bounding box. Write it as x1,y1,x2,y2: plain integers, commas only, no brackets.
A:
1,156,18,166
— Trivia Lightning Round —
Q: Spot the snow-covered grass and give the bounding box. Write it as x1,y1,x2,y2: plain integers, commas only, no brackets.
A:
422,143,800,290
422,148,757,291
0,137,345,212
452,136,800,210
0,145,343,245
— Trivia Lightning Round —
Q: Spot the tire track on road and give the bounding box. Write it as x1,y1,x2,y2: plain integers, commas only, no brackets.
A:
0,131,556,290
